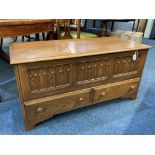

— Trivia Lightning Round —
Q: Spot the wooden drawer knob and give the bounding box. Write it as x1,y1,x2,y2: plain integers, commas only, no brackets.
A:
37,107,43,113
101,92,106,97
79,97,84,102
130,85,136,90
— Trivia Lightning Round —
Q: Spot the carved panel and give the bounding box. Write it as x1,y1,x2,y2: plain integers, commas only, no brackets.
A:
77,58,110,84
113,54,141,78
28,64,71,93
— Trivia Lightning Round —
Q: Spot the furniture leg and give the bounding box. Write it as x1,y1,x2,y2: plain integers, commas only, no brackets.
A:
35,33,40,41
101,21,109,36
0,38,9,63
42,33,45,40
22,36,24,42
0,48,10,63
121,92,138,100
77,19,81,39
132,20,136,31
111,21,114,31
130,92,138,100
25,120,35,131
46,31,53,40
135,19,140,32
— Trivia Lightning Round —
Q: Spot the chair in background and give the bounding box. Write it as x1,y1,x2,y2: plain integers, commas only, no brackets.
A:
82,19,103,36
55,19,81,39
135,19,148,34
55,19,98,40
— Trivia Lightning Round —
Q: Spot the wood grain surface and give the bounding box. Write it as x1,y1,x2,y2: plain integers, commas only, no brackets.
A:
10,37,151,64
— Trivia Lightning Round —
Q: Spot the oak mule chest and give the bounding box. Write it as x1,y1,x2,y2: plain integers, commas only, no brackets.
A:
9,37,151,130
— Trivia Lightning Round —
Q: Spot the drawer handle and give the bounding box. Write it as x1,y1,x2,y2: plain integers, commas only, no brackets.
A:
79,97,84,102
101,92,106,97
37,107,43,113
130,85,136,90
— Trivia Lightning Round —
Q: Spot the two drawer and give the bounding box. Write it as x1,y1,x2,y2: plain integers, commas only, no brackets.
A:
24,78,140,124
93,78,140,103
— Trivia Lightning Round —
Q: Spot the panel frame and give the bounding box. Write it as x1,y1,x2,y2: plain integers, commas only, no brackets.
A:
16,49,148,102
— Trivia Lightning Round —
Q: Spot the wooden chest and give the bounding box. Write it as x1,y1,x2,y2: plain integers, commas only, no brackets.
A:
9,37,151,130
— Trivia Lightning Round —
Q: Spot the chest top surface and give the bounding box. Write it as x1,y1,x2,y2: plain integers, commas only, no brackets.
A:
9,37,151,64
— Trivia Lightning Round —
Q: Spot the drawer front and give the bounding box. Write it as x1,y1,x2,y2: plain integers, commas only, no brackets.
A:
93,78,140,103
24,89,91,121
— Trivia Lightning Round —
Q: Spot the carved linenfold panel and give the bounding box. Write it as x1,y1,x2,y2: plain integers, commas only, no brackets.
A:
63,64,70,85
55,65,63,86
77,58,110,84
39,68,47,90
47,66,55,88
113,54,141,77
28,68,40,92
28,64,71,93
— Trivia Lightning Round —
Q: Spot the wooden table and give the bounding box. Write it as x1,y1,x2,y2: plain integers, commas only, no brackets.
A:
0,19,54,63
10,37,151,130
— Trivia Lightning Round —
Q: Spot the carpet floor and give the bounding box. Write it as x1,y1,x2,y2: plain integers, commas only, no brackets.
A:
0,38,155,135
